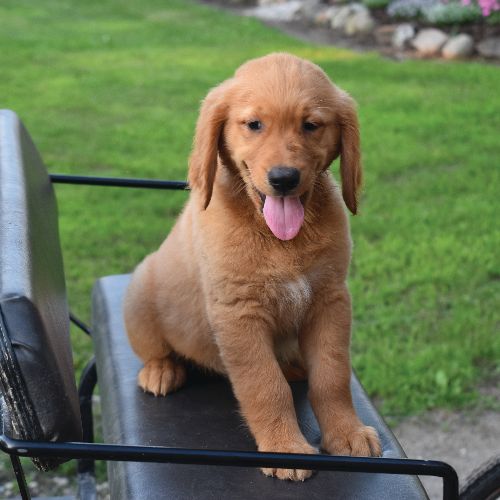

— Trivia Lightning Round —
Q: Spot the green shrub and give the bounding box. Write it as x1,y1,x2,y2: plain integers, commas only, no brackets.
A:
422,1,483,24
363,0,391,9
486,9,500,21
388,0,435,19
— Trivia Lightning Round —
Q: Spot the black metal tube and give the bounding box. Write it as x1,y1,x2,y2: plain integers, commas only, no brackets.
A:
77,358,98,476
70,312,92,336
443,466,460,500
49,174,188,190
0,435,459,499
9,454,31,500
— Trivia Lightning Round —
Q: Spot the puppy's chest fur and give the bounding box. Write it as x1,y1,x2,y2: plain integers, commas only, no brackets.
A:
272,274,313,331
262,272,315,364
207,220,334,335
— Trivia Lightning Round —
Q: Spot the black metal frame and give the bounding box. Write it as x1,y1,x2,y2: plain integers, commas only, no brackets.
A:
50,173,188,191
0,174,460,500
1,433,459,499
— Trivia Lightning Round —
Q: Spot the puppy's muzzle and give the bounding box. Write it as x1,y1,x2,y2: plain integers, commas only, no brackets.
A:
268,166,300,196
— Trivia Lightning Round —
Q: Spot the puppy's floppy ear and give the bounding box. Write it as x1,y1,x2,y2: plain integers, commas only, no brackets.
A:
188,81,232,209
337,92,363,215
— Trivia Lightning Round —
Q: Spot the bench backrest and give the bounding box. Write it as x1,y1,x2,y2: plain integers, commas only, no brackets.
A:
0,110,82,470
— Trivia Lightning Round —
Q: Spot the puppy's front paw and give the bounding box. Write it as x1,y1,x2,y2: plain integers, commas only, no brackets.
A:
260,441,317,481
138,357,186,396
322,424,382,457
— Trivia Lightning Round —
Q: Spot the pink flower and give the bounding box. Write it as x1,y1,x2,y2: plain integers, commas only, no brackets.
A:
462,0,500,15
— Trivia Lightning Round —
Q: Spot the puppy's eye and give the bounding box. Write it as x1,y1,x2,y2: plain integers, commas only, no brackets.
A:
303,121,319,132
247,120,262,131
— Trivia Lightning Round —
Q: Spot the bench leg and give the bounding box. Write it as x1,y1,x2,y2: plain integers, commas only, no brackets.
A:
10,454,31,500
77,357,97,499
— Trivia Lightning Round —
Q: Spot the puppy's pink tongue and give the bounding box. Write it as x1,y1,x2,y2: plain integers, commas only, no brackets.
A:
263,196,304,241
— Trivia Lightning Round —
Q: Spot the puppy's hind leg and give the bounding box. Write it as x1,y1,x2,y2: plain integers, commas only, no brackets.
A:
127,315,186,397
124,259,186,397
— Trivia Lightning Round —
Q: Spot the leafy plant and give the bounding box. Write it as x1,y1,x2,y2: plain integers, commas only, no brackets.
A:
363,0,391,9
387,0,436,19
422,1,482,23
463,0,500,16
388,0,483,21
486,8,500,20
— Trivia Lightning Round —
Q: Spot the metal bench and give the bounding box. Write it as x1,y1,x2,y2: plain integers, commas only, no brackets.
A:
0,109,459,499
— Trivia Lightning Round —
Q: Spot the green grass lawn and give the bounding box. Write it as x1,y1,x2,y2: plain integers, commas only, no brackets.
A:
0,0,499,418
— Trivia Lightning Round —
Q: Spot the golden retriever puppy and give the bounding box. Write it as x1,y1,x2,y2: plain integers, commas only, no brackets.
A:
124,52,381,481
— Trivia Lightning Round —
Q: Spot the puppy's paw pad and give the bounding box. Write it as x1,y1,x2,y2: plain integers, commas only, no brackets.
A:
138,358,186,396
323,425,382,457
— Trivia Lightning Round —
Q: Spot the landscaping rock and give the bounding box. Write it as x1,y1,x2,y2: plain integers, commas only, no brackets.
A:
345,7,375,35
392,23,415,49
53,476,70,488
330,5,353,30
442,34,474,59
244,0,302,21
375,24,398,45
330,4,375,36
477,37,500,59
314,6,338,26
299,0,324,21
411,28,448,56
258,0,286,5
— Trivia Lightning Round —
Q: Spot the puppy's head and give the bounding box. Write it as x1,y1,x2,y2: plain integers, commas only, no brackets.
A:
188,53,362,240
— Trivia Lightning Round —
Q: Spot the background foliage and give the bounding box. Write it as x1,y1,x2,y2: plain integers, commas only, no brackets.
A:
0,0,499,417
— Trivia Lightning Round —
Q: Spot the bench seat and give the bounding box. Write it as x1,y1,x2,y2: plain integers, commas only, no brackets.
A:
92,274,427,500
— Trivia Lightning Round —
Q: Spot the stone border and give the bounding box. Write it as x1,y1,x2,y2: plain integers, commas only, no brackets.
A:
205,0,500,61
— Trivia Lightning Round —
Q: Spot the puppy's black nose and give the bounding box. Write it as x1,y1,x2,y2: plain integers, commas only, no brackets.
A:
268,166,300,195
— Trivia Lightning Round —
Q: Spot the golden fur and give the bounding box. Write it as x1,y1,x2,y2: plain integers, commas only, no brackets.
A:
124,53,381,481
